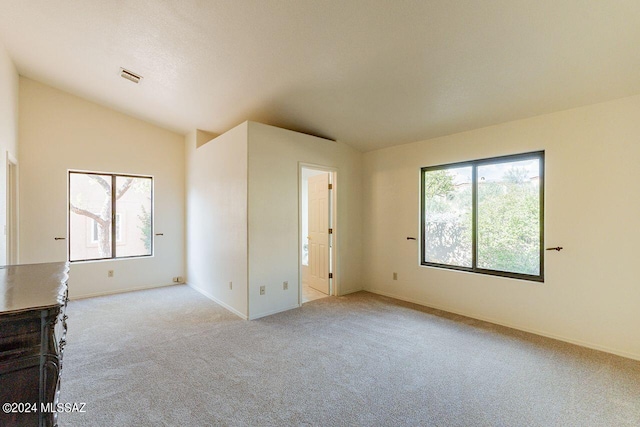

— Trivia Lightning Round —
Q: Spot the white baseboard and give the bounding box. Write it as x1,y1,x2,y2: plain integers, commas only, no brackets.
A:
188,282,248,320
69,282,179,300
189,283,299,320
249,304,301,320
338,287,363,296
366,288,640,362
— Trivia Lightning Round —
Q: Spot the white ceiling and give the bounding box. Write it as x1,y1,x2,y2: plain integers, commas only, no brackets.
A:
1,1,639,151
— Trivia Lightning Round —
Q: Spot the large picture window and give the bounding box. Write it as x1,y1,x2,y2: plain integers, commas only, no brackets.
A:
69,171,153,262
421,151,544,281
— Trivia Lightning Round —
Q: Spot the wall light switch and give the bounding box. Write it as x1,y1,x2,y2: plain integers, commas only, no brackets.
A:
260,286,265,295
393,272,398,280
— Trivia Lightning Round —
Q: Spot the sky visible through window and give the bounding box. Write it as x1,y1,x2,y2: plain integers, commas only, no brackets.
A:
446,158,540,185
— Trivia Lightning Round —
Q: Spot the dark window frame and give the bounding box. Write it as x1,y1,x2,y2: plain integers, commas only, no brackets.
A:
420,151,544,282
68,170,154,263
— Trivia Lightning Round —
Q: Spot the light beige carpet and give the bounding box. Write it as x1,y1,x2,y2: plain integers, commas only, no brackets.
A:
59,285,640,426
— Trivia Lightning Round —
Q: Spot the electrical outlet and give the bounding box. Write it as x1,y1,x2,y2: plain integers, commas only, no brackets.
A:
260,285,265,295
393,272,398,280
229,281,233,290
283,281,288,290
108,270,114,278
173,277,184,283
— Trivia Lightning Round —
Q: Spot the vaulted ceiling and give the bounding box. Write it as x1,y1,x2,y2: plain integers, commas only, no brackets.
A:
1,1,639,151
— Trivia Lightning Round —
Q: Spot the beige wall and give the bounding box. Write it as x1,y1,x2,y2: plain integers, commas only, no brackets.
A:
0,43,19,264
185,125,249,318
185,121,363,320
18,77,185,298
247,122,363,319
363,94,640,360
15,57,638,361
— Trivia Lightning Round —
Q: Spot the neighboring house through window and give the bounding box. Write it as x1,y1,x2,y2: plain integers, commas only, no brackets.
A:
91,214,122,244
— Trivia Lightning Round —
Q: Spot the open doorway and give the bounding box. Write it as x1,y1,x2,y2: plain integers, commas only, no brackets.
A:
300,165,336,304
6,153,17,265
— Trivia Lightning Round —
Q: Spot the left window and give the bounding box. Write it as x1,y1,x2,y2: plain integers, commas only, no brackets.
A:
68,171,153,262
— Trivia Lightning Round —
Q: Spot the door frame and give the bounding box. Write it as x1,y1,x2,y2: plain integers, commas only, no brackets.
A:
298,162,338,305
6,152,18,265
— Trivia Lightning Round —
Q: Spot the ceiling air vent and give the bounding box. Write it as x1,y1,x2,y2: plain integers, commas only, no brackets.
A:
119,68,142,84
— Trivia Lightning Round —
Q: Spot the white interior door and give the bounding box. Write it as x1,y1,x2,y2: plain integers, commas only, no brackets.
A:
308,173,330,294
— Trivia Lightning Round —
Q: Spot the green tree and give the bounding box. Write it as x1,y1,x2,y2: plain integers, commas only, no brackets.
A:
138,205,151,251
504,166,529,184
425,169,454,197
131,179,152,252
424,169,472,266
477,173,539,275
424,165,540,274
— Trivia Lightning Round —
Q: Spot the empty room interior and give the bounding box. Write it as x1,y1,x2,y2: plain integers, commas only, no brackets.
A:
0,1,639,426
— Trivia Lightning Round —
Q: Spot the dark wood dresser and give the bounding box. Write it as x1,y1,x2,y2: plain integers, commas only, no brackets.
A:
0,262,69,427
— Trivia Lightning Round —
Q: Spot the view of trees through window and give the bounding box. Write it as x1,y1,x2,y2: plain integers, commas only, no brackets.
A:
69,172,152,262
423,166,472,267
422,152,543,280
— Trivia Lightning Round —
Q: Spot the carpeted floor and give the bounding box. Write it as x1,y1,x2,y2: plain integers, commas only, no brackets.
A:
58,285,640,426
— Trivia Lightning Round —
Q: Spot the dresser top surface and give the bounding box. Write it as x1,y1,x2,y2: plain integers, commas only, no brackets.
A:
0,262,69,314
